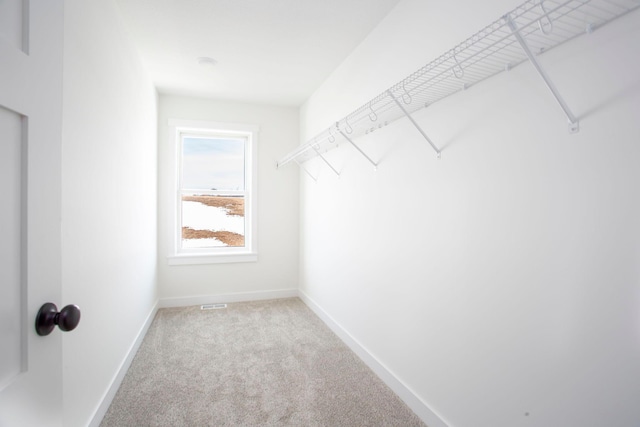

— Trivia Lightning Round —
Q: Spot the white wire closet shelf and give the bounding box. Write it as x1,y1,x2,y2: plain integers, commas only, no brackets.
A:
277,0,640,170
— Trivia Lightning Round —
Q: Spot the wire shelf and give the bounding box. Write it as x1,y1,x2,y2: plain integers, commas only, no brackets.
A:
277,0,640,168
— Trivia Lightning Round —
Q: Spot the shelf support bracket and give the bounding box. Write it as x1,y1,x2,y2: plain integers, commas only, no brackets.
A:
312,145,340,177
294,158,317,182
337,125,378,170
506,15,579,133
388,90,441,158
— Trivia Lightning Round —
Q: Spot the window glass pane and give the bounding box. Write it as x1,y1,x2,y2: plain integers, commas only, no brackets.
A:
181,137,245,191
181,195,245,248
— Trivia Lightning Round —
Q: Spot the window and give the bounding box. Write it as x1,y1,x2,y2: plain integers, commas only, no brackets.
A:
168,120,258,264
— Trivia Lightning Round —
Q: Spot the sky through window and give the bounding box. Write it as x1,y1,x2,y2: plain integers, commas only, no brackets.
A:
181,137,245,191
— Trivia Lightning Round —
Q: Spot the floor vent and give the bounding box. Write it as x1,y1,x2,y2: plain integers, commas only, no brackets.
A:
201,303,227,310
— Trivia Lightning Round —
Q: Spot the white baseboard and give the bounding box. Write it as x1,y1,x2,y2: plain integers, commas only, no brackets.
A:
88,300,159,427
159,288,299,308
298,289,450,427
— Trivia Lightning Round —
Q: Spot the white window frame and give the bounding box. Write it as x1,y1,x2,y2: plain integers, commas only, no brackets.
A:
167,119,258,265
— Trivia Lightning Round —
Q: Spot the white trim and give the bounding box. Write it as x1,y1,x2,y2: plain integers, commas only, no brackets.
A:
88,301,159,427
167,252,258,265
298,289,450,427
167,118,259,134
159,288,299,308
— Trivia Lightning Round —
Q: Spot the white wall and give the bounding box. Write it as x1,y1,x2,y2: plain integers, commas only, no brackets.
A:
158,95,299,303
61,1,158,426
299,1,640,426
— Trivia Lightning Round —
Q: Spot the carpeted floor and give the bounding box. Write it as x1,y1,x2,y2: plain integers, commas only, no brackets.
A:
100,298,425,426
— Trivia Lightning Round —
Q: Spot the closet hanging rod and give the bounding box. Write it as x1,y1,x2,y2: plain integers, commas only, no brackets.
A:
276,0,640,170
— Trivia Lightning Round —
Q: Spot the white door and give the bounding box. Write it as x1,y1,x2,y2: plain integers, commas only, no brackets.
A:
0,1,65,426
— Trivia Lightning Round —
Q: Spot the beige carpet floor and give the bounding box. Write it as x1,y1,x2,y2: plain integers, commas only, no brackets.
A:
100,298,425,426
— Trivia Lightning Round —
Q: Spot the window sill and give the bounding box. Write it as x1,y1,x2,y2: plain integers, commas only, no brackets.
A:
167,252,258,266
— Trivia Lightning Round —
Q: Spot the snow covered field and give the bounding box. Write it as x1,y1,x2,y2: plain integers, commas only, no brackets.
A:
181,201,244,248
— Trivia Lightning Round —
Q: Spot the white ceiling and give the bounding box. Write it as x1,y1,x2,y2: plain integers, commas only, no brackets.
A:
115,0,402,106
